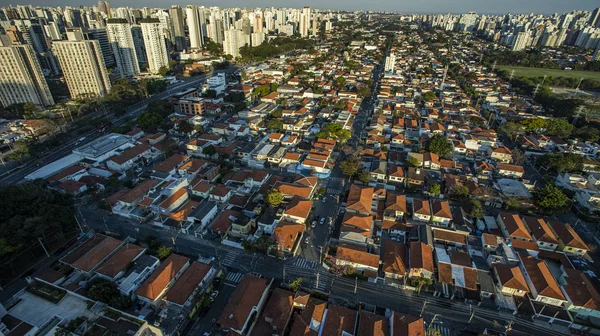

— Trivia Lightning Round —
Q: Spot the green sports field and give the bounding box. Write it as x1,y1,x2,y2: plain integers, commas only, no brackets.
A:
497,66,600,81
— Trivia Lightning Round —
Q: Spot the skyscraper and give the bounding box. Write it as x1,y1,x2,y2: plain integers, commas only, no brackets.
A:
223,29,249,58
300,7,310,37
88,28,115,67
53,29,111,98
130,25,147,66
106,18,139,77
140,19,169,74
186,5,203,49
0,37,54,107
169,5,186,51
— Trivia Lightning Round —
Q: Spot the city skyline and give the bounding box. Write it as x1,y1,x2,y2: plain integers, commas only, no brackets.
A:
5,0,600,15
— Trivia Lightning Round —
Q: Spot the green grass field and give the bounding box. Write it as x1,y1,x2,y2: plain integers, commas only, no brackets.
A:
497,66,600,81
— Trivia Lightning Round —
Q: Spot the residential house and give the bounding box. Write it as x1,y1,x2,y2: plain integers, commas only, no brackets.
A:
492,263,529,297
519,254,568,307
497,213,532,241
412,199,431,222
431,200,452,225
134,254,191,305
218,275,273,335
409,242,434,279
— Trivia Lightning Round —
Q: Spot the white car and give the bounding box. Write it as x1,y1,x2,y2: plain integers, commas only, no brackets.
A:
320,217,325,225
322,196,327,203
311,221,317,228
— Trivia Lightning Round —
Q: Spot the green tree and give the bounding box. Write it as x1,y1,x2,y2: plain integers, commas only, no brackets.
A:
202,145,217,156
574,126,600,142
357,170,370,183
266,189,284,207
87,279,131,310
428,184,441,195
289,278,303,292
271,109,283,118
422,91,437,101
267,119,283,131
503,121,524,141
204,89,217,98
340,157,361,176
545,118,573,137
178,120,193,134
137,110,164,130
158,66,170,77
408,156,421,168
157,245,172,260
533,185,569,214
504,198,521,211
539,153,583,173
426,134,453,157
450,185,469,199
463,199,484,219
520,118,548,132
335,76,346,88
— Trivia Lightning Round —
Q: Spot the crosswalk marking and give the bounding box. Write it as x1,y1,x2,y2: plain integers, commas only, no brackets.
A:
219,250,238,267
225,272,243,285
428,323,452,336
293,258,319,269
326,188,342,195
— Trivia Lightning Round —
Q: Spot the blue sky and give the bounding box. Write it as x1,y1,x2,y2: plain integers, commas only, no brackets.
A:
13,0,599,15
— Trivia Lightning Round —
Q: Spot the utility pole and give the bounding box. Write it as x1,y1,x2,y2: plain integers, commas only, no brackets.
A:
316,272,320,289
38,237,50,257
420,300,428,317
283,265,286,283
541,75,547,85
572,105,586,125
491,60,497,72
426,314,438,335
532,83,541,98
576,77,584,91
508,69,515,81
468,305,475,324
354,276,358,294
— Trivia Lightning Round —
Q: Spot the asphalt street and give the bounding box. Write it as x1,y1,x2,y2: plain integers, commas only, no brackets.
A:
78,205,565,336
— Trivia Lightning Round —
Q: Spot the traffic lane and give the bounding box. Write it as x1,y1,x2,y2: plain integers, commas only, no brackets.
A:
186,283,236,336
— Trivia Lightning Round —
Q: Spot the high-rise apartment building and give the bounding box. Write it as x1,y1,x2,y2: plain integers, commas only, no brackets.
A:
384,54,396,72
300,7,310,37
130,25,147,66
106,18,139,77
186,5,203,49
140,19,169,74
223,29,249,58
169,5,186,51
53,29,111,98
0,37,54,107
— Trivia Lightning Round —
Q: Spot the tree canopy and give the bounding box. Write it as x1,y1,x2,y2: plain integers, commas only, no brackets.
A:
266,189,284,207
425,134,453,157
340,157,361,176
533,185,570,214
316,123,351,143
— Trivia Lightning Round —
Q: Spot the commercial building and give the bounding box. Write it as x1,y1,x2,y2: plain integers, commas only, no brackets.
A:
0,37,54,107
186,5,204,50
52,29,112,98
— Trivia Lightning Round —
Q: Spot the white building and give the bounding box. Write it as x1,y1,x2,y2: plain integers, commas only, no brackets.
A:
384,53,396,72
300,6,310,37
140,19,169,74
0,38,54,107
106,18,140,77
52,30,112,98
223,28,249,59
251,32,265,47
186,5,203,50
208,73,226,94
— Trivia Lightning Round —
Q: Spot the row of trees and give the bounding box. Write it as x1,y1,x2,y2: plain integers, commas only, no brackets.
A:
239,36,315,63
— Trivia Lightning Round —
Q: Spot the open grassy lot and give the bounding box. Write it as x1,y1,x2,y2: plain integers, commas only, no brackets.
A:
498,66,600,81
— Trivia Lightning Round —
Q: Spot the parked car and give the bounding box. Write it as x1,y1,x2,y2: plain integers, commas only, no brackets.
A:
320,217,325,225
311,221,317,228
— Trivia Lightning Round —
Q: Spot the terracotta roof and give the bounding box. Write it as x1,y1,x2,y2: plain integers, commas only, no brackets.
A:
118,179,160,204
549,221,589,251
383,240,407,276
135,254,190,301
95,243,144,278
210,209,240,233
321,304,357,336
192,181,214,193
358,311,389,336
494,263,529,292
154,154,189,173
262,288,294,330
520,254,566,301
413,199,431,216
289,299,326,336
562,268,600,310
497,163,524,173
273,221,305,251
163,261,212,305
409,242,434,273
48,165,86,182
275,182,313,199
284,198,313,219
498,213,532,241
391,312,424,336
523,216,558,245
431,200,452,219
342,212,373,233
482,233,501,247
438,262,453,285
108,143,151,165
210,184,232,198
63,234,122,272
385,193,407,213
336,243,379,268
433,228,467,245
219,275,270,331
449,251,472,267
346,185,374,214
159,188,188,209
